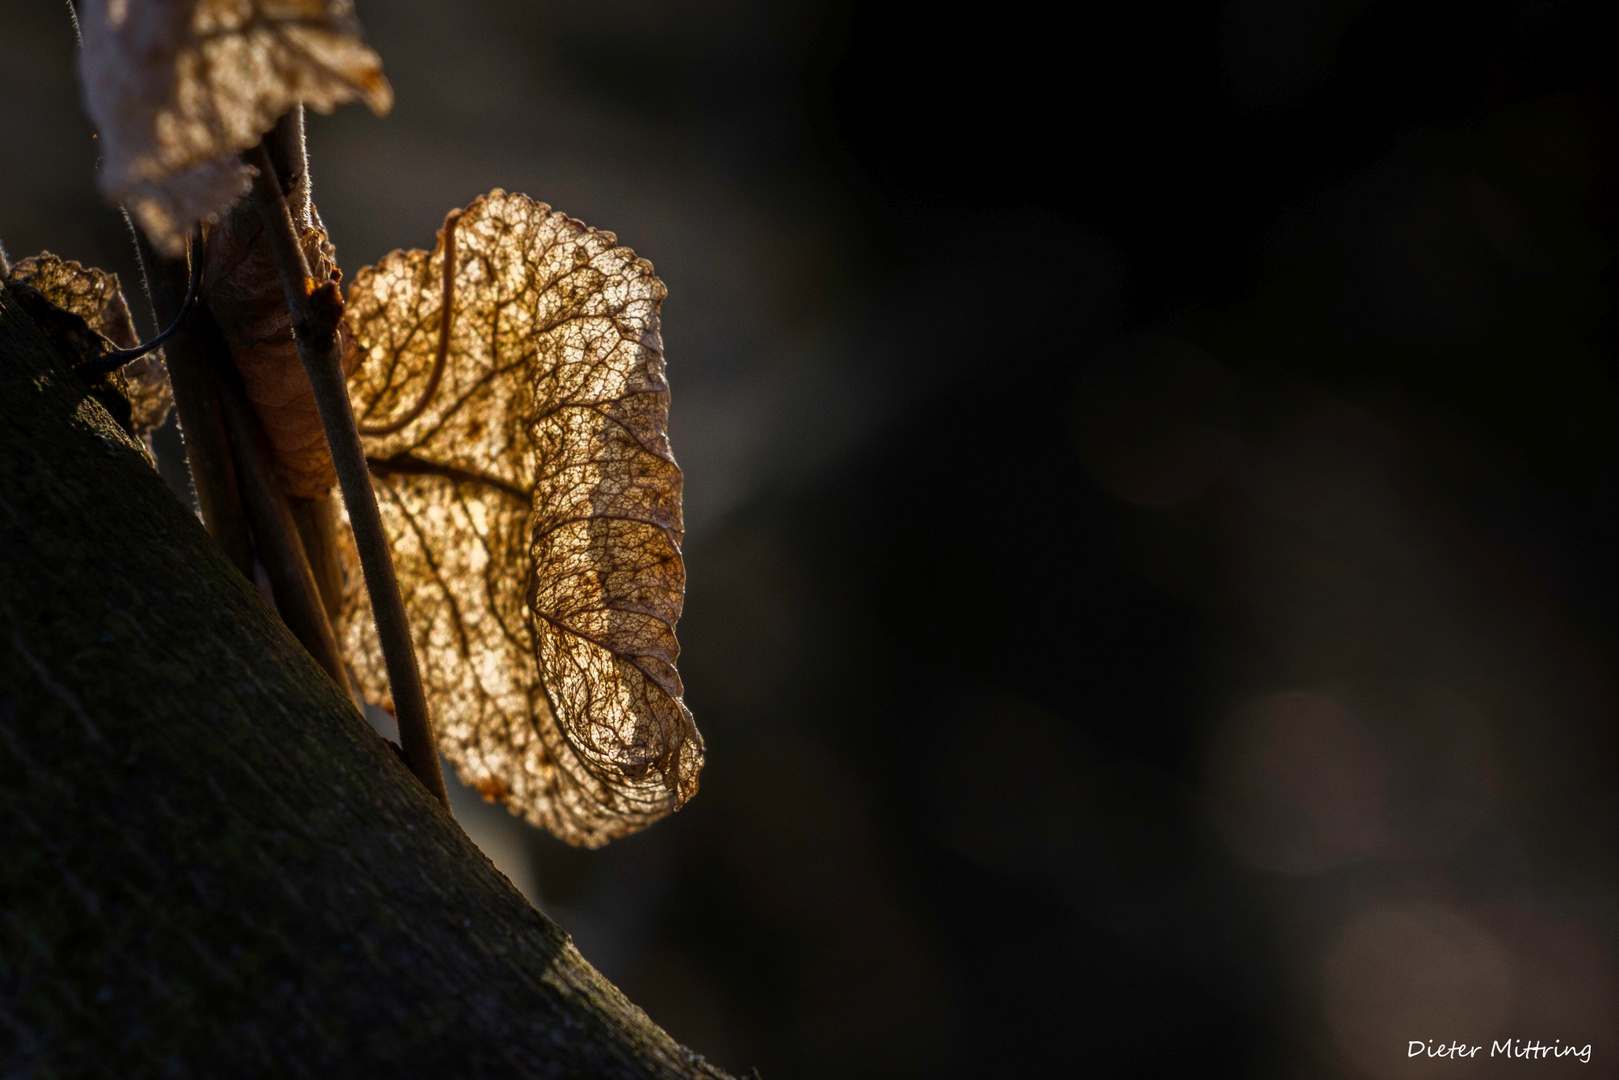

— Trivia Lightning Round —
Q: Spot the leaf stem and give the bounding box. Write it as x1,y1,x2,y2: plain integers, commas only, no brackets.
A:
133,230,255,580
78,249,201,377
245,139,449,809
209,314,352,694
291,495,346,625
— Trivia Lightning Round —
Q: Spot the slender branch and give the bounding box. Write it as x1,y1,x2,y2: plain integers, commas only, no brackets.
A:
76,247,201,377
291,495,346,625
208,313,352,694
266,107,311,223
245,139,449,809
357,209,460,436
133,231,255,579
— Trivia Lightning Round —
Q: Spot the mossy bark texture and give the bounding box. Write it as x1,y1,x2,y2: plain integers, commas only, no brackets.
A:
0,282,730,1080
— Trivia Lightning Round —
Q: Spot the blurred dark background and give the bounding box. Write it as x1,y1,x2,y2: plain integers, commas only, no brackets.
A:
5,0,1619,1077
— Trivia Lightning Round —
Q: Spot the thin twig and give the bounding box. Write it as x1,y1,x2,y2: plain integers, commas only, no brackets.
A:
244,139,449,809
290,495,346,625
209,319,352,694
133,230,255,579
77,249,201,377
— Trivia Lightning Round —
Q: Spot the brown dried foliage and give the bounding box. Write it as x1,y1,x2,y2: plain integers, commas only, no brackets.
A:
341,190,701,846
77,0,391,255
203,192,355,499
4,253,173,434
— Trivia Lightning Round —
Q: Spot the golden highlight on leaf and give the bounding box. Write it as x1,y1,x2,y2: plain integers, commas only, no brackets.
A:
4,253,173,434
77,0,392,255
341,190,701,847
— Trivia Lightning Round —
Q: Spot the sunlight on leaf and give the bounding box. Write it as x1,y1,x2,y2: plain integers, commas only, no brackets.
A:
4,253,172,434
341,191,701,847
77,0,392,255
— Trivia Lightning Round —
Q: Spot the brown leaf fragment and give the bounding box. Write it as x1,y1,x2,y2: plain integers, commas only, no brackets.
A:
76,0,392,256
203,188,354,499
341,190,702,847
4,253,173,434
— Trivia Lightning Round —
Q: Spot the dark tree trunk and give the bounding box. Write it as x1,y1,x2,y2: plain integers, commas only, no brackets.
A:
0,281,731,1079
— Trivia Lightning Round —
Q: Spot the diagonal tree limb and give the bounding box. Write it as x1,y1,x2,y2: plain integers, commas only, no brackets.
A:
0,279,731,1078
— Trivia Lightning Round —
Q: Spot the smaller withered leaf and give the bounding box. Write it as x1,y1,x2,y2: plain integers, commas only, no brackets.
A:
204,178,354,499
4,253,173,435
341,191,702,847
77,0,392,255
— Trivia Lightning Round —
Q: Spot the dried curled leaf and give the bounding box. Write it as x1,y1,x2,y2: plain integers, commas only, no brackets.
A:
77,0,392,255
4,253,173,434
203,186,354,498
341,190,701,846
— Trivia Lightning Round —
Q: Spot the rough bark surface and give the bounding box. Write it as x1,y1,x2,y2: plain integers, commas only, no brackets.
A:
0,281,730,1078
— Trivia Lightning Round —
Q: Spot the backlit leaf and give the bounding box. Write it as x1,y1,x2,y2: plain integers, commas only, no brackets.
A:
76,0,392,255
4,253,173,434
341,190,701,847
